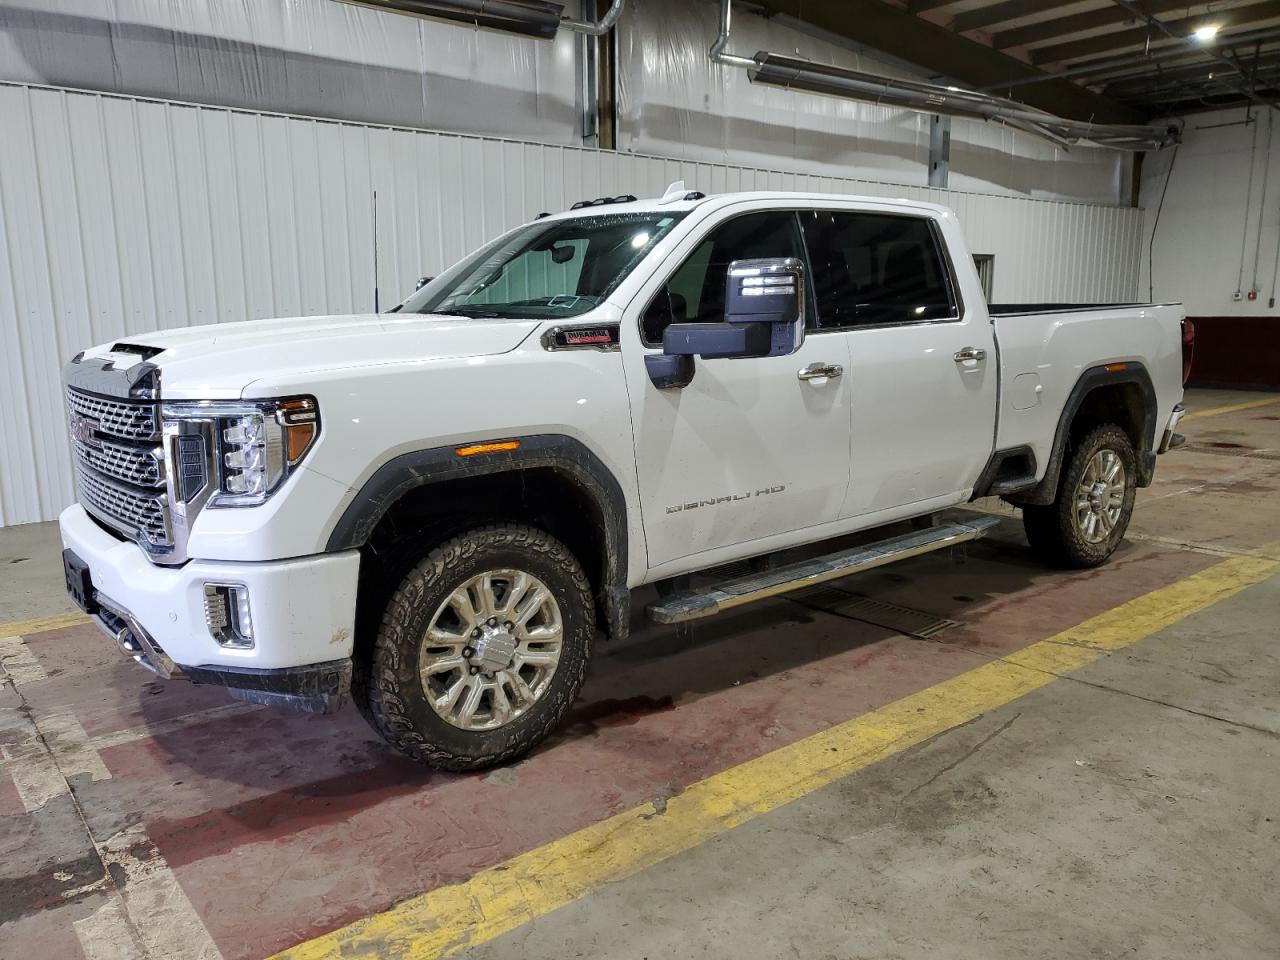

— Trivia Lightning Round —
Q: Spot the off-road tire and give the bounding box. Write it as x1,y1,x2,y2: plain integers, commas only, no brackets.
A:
354,523,593,770
1023,423,1137,569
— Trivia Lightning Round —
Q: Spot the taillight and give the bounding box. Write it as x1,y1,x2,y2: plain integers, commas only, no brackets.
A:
1181,319,1195,385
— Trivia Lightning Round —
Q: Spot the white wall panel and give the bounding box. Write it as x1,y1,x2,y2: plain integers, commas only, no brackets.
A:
1138,107,1280,317
0,82,1142,527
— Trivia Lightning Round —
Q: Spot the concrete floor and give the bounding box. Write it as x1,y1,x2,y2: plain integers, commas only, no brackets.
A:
2,388,1279,959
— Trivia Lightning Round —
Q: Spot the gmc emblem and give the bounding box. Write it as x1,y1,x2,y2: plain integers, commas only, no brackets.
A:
70,412,102,448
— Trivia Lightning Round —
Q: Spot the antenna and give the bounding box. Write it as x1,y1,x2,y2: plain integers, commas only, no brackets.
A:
659,180,687,204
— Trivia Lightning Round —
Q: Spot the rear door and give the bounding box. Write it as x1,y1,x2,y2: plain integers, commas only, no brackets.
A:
798,208,997,518
622,207,852,571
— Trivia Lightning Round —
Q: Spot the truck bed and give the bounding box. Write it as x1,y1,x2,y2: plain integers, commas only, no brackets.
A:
988,302,1143,316
990,301,1185,480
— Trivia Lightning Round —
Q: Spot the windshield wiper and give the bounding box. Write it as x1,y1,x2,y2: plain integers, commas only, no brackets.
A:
430,307,504,318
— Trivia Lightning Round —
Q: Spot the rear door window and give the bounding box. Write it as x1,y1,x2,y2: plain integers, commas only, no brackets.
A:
798,211,958,329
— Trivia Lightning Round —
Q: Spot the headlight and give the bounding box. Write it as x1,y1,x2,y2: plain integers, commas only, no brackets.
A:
160,397,319,508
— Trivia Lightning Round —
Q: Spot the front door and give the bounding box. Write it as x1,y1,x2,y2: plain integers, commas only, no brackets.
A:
623,209,852,572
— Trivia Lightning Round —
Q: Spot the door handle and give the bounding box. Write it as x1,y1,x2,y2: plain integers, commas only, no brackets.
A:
797,362,844,381
953,347,987,362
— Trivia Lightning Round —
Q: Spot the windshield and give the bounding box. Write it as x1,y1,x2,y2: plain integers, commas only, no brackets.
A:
398,211,687,319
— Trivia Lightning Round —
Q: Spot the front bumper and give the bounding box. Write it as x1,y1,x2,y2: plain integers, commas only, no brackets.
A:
60,504,360,712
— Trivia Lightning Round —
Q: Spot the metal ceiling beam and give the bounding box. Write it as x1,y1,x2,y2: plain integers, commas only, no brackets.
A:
1110,65,1280,100
1030,1,1280,65
1103,0,1280,111
1127,75,1280,106
755,0,1144,123
907,0,960,12
1045,25,1280,84
976,30,1280,110
1105,51,1280,93
991,0,1194,51
950,0,1060,36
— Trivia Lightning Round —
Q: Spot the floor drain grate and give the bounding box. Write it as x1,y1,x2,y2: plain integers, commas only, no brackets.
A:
792,588,960,639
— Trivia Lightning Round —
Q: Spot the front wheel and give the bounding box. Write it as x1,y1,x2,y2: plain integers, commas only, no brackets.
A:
1023,423,1137,569
355,523,594,770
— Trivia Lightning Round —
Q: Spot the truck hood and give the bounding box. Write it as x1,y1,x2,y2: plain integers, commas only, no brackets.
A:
92,313,542,399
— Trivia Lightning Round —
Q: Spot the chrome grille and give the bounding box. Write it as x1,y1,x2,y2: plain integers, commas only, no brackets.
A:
76,463,169,544
66,386,171,550
73,436,163,487
66,388,157,440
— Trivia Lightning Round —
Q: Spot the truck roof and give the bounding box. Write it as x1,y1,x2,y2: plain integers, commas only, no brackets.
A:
542,188,955,223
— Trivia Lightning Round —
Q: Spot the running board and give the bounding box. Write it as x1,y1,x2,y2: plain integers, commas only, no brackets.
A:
646,515,1001,625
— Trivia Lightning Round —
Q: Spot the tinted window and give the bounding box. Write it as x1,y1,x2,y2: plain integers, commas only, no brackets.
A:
400,212,685,319
798,212,957,329
641,211,806,345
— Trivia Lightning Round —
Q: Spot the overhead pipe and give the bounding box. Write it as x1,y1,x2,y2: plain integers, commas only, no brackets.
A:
338,0,627,39
561,0,626,36
338,0,563,37
708,0,756,70
709,0,1179,150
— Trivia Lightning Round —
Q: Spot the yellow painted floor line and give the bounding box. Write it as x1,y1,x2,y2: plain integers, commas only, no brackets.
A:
272,550,1280,960
1183,395,1280,421
0,610,89,639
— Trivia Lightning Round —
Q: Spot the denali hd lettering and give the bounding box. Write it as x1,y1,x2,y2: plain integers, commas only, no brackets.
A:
665,484,786,514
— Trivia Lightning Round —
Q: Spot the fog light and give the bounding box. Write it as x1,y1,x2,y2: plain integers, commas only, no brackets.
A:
203,583,254,648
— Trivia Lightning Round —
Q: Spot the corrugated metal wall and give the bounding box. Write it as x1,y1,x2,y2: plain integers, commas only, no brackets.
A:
0,81,1143,528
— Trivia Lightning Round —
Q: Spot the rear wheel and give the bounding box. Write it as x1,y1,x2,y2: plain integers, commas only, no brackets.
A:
355,523,593,770
1023,423,1137,569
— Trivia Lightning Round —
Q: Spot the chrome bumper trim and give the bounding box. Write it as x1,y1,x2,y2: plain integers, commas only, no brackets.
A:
92,593,183,680
1159,402,1187,454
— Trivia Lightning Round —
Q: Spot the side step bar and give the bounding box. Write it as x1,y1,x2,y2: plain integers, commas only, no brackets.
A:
646,515,1001,625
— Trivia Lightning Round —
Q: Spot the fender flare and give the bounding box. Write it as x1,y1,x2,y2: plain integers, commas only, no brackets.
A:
1013,363,1158,507
325,434,630,639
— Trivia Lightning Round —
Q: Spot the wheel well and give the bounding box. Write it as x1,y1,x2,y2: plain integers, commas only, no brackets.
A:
1008,374,1153,507
1069,382,1146,454
354,467,611,651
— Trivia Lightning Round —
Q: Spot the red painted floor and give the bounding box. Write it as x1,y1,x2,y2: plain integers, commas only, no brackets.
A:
5,522,1217,959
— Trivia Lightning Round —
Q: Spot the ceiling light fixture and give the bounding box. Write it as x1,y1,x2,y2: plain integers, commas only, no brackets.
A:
1192,23,1221,42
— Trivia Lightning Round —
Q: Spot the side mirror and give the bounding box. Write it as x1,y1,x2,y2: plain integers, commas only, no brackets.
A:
415,276,433,290
660,258,805,362
723,257,805,356
646,258,805,389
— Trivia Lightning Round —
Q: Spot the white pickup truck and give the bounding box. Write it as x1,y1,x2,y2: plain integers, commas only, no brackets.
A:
59,185,1188,769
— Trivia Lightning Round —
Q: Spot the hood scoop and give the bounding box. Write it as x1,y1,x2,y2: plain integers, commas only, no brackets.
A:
111,341,167,361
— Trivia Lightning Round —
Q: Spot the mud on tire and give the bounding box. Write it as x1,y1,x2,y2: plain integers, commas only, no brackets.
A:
1023,423,1137,569
353,523,593,771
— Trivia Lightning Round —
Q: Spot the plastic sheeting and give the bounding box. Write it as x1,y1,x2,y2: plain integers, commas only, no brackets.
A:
615,0,1130,204
0,82,1142,528
0,0,582,141
0,0,1130,203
